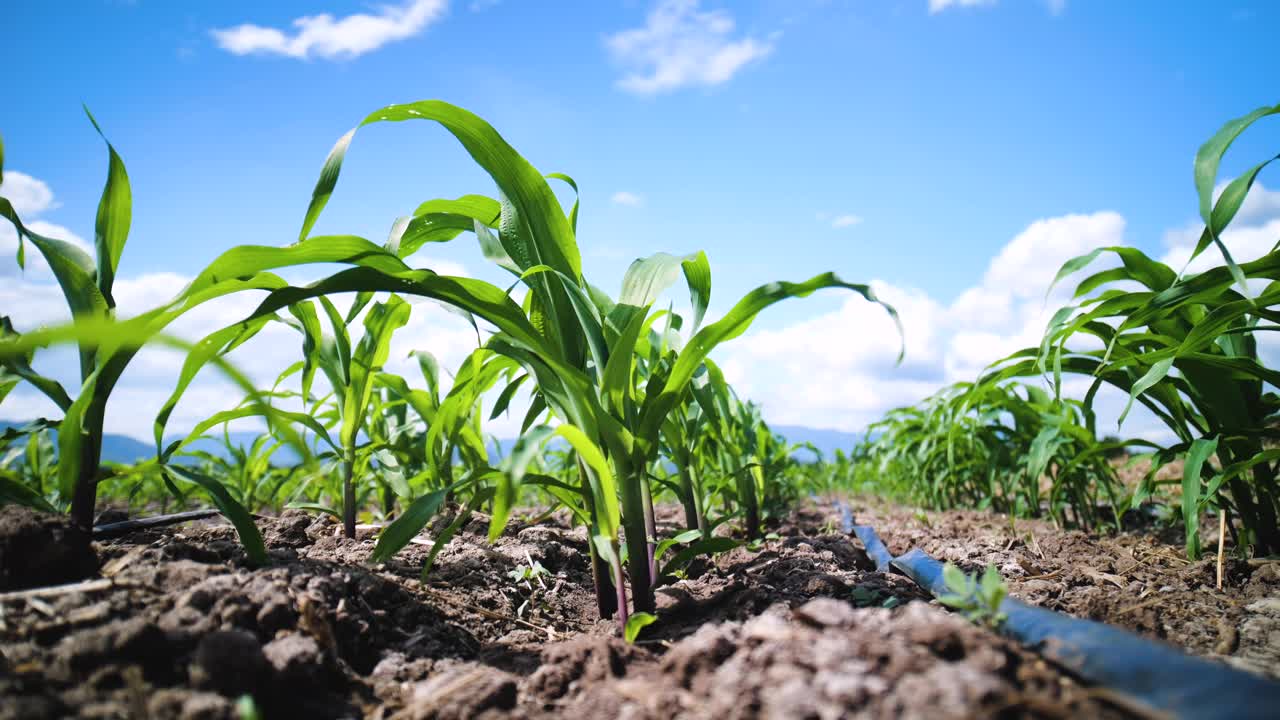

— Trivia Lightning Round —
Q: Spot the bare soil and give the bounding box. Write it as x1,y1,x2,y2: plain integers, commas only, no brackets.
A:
850,498,1280,679
1,497,1267,719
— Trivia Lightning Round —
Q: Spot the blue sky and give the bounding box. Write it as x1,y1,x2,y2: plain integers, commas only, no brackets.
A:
3,0,1280,440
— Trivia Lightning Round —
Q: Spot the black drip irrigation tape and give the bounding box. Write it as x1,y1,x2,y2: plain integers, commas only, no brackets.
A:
833,500,1280,720
92,508,221,539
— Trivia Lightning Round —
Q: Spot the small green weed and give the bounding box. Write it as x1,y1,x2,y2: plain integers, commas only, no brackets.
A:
938,563,1007,629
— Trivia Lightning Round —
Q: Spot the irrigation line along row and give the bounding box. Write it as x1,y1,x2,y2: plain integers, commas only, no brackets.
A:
91,509,221,539
834,501,1280,720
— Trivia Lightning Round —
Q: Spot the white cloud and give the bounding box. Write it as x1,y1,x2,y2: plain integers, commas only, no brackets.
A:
211,0,448,60
611,191,645,207
0,171,93,278
606,0,775,95
719,211,1128,432
830,214,863,229
928,0,997,14
1160,182,1280,275
0,171,57,216
983,211,1124,298
928,0,1065,15
720,182,1280,438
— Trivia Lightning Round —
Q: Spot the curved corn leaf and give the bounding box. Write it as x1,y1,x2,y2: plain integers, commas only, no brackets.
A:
1181,436,1218,560
640,273,902,446
164,464,267,566
84,106,131,308
369,483,454,563
342,295,411,450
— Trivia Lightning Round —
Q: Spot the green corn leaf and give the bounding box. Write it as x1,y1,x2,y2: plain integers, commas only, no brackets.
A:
287,503,342,520
375,372,438,425
490,426,555,541
473,218,520,275
164,464,267,566
421,486,495,579
682,251,711,333
162,404,335,462
601,307,652,417
154,317,274,455
302,101,581,281
1195,102,1280,228
84,106,131,307
1182,436,1218,560
1193,102,1280,291
555,424,620,537
56,369,101,500
489,373,528,420
342,296,411,450
412,349,442,402
286,301,324,399
619,252,702,309
659,537,738,577
369,483,454,563
547,172,580,233
653,529,702,566
1119,358,1174,426
624,612,657,643
1,201,109,321
0,470,59,513
0,319,73,411
299,129,355,241
640,273,901,446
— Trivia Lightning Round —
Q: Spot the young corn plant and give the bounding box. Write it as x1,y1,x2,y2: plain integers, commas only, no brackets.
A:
984,102,1280,557
287,293,412,538
200,100,904,630
0,111,313,553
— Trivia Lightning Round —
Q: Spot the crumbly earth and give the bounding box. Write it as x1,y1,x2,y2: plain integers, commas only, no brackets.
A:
0,497,1263,719
850,498,1280,679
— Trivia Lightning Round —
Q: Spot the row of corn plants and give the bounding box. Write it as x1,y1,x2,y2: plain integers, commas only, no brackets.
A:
0,100,900,631
842,101,1280,559
845,380,1136,532
983,102,1280,559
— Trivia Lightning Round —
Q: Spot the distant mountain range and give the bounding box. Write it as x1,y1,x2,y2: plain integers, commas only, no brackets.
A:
3,421,863,466
771,425,866,460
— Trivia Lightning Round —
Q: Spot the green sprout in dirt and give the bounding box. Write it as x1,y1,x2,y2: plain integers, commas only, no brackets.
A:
506,550,552,619
508,552,550,589
851,584,900,609
938,563,1008,629
624,611,657,644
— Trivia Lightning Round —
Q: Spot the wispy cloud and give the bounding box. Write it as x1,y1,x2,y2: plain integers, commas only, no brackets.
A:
928,0,997,14
929,0,1066,15
606,0,775,95
0,171,92,279
611,191,645,207
211,0,448,60
0,171,57,216
831,214,863,229
719,211,1133,435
